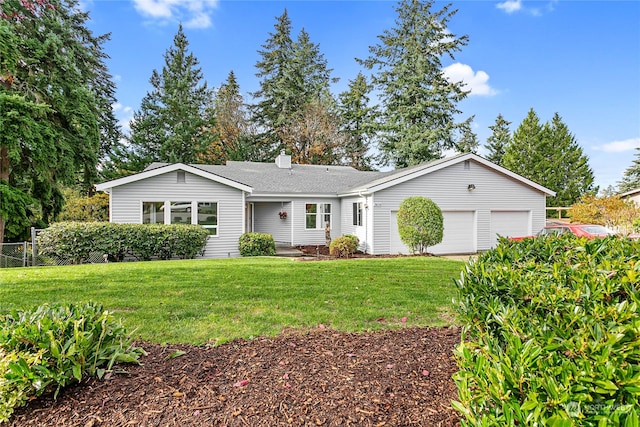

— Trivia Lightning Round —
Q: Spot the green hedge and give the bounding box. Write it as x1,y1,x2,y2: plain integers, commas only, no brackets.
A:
238,232,276,256
453,235,640,426
0,302,145,422
38,222,210,263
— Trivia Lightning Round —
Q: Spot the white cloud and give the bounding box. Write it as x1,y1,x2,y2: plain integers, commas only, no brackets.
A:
497,0,522,14
132,0,218,28
112,103,135,135
442,63,497,96
594,138,640,153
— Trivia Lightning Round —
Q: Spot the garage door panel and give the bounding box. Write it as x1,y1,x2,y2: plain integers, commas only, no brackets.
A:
390,210,475,255
490,211,530,247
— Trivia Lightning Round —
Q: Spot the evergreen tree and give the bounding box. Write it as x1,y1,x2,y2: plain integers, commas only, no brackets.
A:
338,72,376,170
126,25,215,170
503,109,594,207
485,114,511,166
456,117,479,154
619,147,640,193
543,113,594,206
358,0,469,168
252,9,336,159
502,108,543,179
0,0,119,242
200,71,256,163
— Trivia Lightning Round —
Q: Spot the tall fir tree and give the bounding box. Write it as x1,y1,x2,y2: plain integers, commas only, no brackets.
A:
484,114,511,166
201,71,256,163
542,113,594,206
338,72,376,170
502,108,543,179
251,9,336,160
125,25,215,171
456,117,479,154
358,0,470,168
503,109,594,207
0,0,120,242
618,147,640,193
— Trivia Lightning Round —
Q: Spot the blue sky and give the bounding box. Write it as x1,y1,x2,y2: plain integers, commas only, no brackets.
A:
84,0,640,191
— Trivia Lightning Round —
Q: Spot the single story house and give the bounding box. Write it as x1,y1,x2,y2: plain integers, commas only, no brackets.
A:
621,188,640,206
95,152,555,258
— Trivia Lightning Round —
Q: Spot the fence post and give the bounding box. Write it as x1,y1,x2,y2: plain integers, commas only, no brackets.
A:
31,227,37,267
23,241,28,267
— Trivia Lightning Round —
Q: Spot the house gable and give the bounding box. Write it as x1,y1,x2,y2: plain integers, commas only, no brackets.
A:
341,153,556,197
96,163,252,194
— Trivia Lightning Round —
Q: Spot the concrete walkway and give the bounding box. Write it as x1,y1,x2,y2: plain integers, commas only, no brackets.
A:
275,245,304,257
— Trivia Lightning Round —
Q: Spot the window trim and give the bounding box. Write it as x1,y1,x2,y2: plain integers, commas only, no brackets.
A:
305,203,332,230
141,200,219,237
352,202,363,226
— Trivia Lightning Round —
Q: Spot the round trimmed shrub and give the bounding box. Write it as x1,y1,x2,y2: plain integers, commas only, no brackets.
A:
397,196,443,254
238,232,276,256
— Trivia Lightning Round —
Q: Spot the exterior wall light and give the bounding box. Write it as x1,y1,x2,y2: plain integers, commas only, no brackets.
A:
468,184,476,190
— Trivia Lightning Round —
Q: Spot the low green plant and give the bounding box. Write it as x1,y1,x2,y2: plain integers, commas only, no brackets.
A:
238,232,276,256
38,222,209,262
0,302,145,422
330,234,359,258
453,235,640,426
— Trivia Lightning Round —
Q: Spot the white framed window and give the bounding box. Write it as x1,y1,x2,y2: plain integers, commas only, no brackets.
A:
197,202,218,235
141,201,218,236
352,202,363,226
306,203,331,229
170,201,191,224
142,202,165,224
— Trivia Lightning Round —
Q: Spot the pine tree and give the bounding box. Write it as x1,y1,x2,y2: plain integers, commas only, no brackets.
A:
485,114,511,166
543,113,594,206
456,117,479,154
358,0,470,168
502,108,543,179
1,0,119,242
503,110,594,207
252,9,336,159
619,147,640,193
338,73,376,170
126,25,215,170
200,71,256,163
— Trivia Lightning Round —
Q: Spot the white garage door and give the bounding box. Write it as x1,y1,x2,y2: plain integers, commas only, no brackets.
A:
390,211,475,255
490,211,530,246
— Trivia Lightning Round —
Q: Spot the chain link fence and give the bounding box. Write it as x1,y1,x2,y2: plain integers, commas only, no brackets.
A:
0,228,107,268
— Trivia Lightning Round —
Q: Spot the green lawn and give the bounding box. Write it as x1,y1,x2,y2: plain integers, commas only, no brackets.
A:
0,257,463,345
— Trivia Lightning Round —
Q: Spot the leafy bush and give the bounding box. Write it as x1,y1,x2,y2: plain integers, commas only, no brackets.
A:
330,235,359,258
58,188,109,222
38,222,209,263
397,196,443,254
453,235,640,426
0,302,145,422
238,232,276,256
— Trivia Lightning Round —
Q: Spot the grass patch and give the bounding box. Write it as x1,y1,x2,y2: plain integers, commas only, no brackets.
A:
0,257,463,345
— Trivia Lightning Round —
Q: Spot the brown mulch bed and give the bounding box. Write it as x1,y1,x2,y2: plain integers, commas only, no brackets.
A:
8,327,462,426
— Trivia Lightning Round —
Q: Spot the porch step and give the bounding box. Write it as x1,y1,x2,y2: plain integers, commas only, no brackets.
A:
275,245,304,257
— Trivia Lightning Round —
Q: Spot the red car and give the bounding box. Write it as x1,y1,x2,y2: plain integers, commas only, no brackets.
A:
510,224,616,240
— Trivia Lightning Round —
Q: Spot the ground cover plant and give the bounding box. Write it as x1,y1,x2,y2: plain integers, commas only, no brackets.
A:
0,302,144,422
454,235,640,426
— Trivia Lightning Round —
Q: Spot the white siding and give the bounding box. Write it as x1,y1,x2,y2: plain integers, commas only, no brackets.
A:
340,196,370,253
390,210,476,255
109,171,245,258
253,202,292,244
288,197,341,246
372,160,546,255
